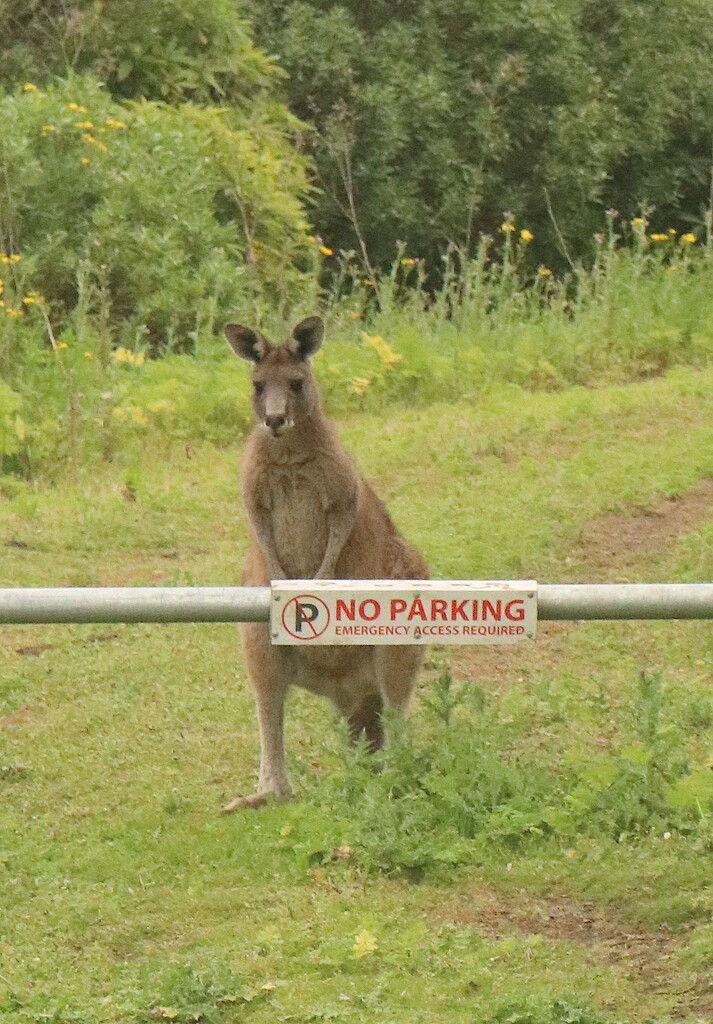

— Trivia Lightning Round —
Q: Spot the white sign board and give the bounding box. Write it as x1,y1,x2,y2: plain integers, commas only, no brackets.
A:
270,580,537,646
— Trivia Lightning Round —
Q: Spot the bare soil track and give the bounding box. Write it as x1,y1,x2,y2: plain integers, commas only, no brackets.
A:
444,478,713,1019
451,477,713,690
431,886,709,1019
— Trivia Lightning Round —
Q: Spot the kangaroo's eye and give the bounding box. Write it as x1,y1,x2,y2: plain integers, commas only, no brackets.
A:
253,381,265,396
289,378,304,393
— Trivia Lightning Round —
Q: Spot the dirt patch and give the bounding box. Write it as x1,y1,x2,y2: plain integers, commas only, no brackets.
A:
0,704,32,727
449,620,571,689
437,482,713,1015
14,642,55,656
573,477,713,581
431,885,707,1017
450,478,713,689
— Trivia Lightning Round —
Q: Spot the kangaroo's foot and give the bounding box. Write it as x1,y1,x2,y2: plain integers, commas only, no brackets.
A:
221,789,293,814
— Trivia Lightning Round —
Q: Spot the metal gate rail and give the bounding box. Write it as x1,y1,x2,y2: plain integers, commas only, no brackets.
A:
0,583,712,624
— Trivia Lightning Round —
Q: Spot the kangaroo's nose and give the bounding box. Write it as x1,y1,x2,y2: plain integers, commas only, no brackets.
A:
265,414,286,433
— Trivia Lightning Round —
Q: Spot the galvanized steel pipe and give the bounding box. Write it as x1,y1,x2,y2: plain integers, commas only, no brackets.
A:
0,583,712,624
0,586,271,624
538,583,713,620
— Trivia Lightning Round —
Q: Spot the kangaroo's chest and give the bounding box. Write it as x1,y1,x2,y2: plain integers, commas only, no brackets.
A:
262,466,328,575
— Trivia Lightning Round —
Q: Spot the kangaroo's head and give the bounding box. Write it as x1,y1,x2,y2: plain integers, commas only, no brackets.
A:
225,316,324,438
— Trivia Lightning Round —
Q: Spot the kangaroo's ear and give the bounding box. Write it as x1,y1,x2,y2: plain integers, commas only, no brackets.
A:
224,324,271,362
288,316,324,359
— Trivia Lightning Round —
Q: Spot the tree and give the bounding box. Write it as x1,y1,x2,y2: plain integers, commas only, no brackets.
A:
1,0,276,105
247,0,713,270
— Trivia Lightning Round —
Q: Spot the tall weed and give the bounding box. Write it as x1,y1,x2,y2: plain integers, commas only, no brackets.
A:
4,212,713,479
302,670,713,877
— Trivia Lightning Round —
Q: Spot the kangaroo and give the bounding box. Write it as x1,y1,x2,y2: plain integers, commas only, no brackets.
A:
222,315,428,812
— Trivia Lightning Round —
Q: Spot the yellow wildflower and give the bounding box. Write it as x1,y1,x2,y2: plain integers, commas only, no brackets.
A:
23,83,38,92
83,133,96,145
0,301,4,308
75,121,93,130
349,311,360,320
319,245,334,257
520,229,534,242
668,228,678,235
56,342,68,350
401,257,417,266
349,376,373,396
362,332,402,366
650,233,668,242
106,118,127,129
501,223,516,232
0,253,21,265
111,347,144,366
41,125,56,134
538,266,553,277
681,233,697,244
22,296,37,305
84,351,94,359
81,158,91,165
352,930,378,959
632,217,646,227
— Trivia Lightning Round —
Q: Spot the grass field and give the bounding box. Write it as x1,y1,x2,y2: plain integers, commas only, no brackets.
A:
2,364,713,1022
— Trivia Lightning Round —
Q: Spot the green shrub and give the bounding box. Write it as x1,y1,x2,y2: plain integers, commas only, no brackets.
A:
1,0,276,106
0,75,314,351
0,377,23,465
300,670,713,877
249,0,713,272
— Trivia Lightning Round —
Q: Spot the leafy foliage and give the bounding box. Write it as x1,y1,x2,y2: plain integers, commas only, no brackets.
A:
0,76,313,350
3,222,713,479
303,669,713,877
0,0,276,105
248,0,713,270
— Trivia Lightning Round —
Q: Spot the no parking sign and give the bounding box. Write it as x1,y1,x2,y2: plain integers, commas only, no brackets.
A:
271,579,537,645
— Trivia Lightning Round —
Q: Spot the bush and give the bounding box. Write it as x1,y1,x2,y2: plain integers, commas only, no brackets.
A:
1,0,276,106
0,75,315,351
248,0,713,272
300,670,713,877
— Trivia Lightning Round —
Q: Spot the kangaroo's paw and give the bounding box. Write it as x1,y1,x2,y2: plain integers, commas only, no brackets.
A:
221,790,292,814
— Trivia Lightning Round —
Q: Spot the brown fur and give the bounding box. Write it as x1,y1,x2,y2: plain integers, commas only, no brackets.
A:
222,316,428,811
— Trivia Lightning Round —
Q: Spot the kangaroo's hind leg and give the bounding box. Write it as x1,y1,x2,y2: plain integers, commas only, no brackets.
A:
340,645,424,757
375,643,424,716
347,691,385,752
222,621,293,813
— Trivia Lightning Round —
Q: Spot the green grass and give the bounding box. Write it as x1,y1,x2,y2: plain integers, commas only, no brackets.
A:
3,366,713,1022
